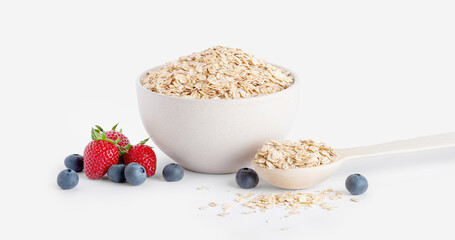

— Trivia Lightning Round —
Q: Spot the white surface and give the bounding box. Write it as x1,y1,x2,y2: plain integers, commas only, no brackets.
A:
1,0,455,239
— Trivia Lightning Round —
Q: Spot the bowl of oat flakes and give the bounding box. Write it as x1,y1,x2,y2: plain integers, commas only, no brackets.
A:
136,46,299,173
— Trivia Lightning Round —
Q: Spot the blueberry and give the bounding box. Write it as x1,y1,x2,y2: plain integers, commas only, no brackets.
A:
162,163,184,182
345,174,368,195
125,163,147,186
57,169,79,190
235,168,259,189
107,164,126,183
64,154,84,172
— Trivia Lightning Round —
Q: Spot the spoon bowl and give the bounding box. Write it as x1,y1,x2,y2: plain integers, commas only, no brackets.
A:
254,132,455,189
253,159,345,189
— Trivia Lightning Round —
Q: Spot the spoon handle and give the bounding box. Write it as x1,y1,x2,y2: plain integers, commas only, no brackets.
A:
337,132,455,161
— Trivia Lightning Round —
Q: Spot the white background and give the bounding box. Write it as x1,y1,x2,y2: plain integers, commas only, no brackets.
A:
1,0,455,239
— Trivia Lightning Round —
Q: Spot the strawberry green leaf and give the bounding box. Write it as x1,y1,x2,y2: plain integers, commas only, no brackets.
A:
95,125,104,132
118,147,128,155
138,138,150,145
105,139,116,145
91,128,105,141
112,123,119,131
91,128,97,141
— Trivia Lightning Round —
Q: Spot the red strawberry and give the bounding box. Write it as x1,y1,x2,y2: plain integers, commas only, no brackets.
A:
95,124,130,148
83,128,120,180
124,139,157,177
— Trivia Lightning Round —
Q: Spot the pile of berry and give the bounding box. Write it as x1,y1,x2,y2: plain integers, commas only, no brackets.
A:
57,124,184,190
57,124,368,196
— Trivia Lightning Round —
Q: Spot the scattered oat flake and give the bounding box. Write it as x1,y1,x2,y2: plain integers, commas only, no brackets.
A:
199,206,209,210
218,212,230,217
319,202,338,210
284,211,301,218
235,197,244,202
241,190,336,211
280,227,292,231
222,203,233,211
197,186,208,190
329,195,342,200
201,189,349,218
350,198,360,203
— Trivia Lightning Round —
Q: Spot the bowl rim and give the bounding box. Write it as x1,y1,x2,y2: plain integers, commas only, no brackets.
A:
136,63,300,102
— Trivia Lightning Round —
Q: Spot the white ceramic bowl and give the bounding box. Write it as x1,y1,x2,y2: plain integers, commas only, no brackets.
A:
136,65,299,174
